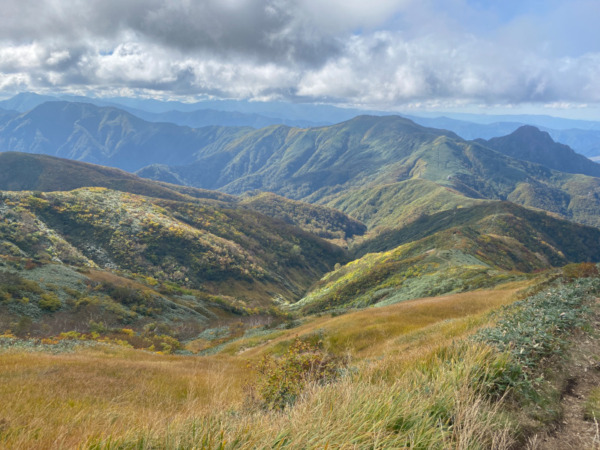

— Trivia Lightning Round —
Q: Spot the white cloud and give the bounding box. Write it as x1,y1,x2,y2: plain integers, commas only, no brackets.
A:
0,0,599,110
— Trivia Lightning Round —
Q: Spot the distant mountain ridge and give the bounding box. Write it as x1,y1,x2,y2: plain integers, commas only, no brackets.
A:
3,92,600,158
1,99,599,229
0,101,251,171
477,126,600,178
135,115,600,228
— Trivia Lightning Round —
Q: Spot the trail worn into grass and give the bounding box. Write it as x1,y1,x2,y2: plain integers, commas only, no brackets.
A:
528,299,600,450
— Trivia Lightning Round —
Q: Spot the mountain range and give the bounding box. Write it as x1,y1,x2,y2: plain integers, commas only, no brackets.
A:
1,96,600,341
134,115,600,229
3,92,600,159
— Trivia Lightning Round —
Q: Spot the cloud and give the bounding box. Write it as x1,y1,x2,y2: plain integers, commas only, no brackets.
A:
0,0,599,110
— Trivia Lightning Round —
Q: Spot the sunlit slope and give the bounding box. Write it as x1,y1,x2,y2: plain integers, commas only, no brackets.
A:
322,178,485,231
0,187,348,338
0,282,521,448
138,115,600,228
295,202,600,313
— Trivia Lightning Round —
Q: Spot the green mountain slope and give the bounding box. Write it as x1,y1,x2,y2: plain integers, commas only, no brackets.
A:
137,115,600,228
295,202,600,313
0,187,346,337
139,115,458,199
322,178,485,231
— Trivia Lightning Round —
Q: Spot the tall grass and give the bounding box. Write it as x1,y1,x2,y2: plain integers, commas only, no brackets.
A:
3,279,594,449
87,344,515,449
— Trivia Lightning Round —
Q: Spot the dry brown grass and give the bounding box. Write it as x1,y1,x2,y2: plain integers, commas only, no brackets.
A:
0,282,527,448
232,281,526,360
0,346,247,449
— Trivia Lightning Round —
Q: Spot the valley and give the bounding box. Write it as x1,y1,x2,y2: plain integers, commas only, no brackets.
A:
1,97,600,448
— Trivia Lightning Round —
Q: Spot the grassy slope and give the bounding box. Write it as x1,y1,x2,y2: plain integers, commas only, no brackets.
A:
322,178,484,231
0,282,523,448
295,202,600,313
4,274,596,449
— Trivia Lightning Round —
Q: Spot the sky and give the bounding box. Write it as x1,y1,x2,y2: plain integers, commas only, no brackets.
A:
1,0,600,118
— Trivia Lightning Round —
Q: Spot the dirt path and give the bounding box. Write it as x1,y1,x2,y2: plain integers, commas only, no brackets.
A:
527,311,600,449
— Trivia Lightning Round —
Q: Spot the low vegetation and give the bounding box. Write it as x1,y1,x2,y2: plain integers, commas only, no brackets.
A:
240,191,367,243
0,187,348,338
1,270,597,448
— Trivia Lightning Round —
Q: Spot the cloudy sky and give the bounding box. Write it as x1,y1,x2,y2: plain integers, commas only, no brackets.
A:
1,0,599,117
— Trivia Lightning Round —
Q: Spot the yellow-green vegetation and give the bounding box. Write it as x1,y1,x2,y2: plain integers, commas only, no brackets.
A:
584,388,600,421
323,177,484,232
293,202,600,314
0,186,343,291
240,191,366,242
0,187,346,336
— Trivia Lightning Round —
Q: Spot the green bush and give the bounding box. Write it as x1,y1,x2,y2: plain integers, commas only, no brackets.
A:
250,338,345,410
39,293,62,312
474,278,599,401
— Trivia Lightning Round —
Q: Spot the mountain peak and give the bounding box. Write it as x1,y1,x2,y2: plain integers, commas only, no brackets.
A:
483,126,600,177
510,125,555,143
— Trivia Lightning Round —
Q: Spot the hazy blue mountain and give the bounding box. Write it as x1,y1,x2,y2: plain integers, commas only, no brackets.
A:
0,92,125,112
0,93,333,128
478,126,600,177
4,93,599,157
406,116,523,140
104,96,386,124
0,107,18,120
123,107,325,129
541,128,600,159
412,112,600,131
0,92,59,112
406,115,600,159
0,101,251,171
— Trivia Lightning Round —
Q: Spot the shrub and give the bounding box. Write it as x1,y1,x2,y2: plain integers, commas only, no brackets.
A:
562,262,599,280
250,338,346,410
39,293,62,312
474,278,599,402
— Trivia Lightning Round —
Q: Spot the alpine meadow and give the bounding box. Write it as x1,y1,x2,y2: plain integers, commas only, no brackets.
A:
2,1,600,449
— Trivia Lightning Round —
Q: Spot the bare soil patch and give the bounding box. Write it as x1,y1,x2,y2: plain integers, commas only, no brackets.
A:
527,303,600,449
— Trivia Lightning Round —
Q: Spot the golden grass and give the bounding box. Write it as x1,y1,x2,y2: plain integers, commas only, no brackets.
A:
0,282,528,448
232,281,526,360
0,347,248,449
